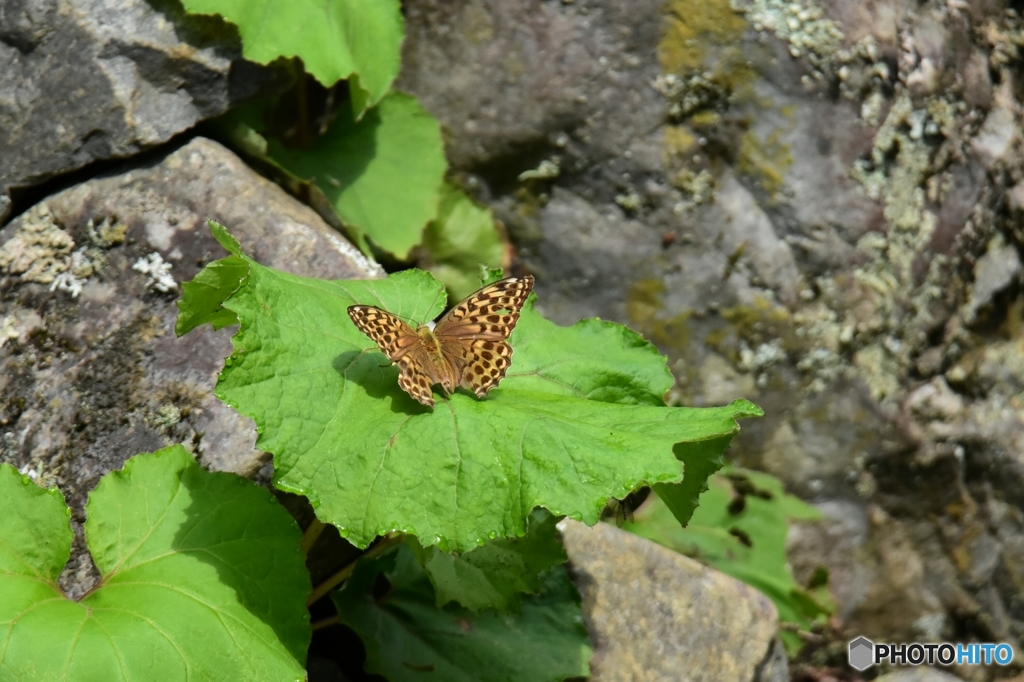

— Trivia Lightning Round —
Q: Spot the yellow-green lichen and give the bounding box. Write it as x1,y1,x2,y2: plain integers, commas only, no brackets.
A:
518,160,560,182
88,217,128,247
0,205,74,284
459,0,495,45
669,167,715,204
738,0,844,74
721,298,798,347
626,277,693,353
848,90,948,346
737,128,794,199
614,192,642,212
853,343,902,401
0,315,18,348
664,125,698,156
659,0,748,74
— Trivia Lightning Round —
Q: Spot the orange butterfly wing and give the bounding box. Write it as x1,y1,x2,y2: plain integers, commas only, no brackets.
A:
434,275,534,398
347,305,438,407
348,275,534,406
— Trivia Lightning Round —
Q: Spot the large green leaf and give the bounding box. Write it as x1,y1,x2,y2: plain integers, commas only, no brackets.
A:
180,0,403,112
332,544,591,682
419,508,567,613
508,304,676,406
180,233,760,552
0,446,310,681
625,467,833,640
420,183,506,302
652,434,733,527
268,92,446,259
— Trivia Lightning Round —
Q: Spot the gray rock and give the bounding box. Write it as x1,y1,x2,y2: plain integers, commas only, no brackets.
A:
0,0,291,217
964,234,1021,325
559,519,784,682
398,0,665,175
971,97,1018,170
0,136,380,598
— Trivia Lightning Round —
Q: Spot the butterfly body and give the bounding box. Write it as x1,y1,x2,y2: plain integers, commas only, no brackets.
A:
413,325,457,394
348,276,534,407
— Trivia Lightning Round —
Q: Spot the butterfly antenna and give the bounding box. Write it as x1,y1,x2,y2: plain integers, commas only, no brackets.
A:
425,281,448,315
390,311,419,326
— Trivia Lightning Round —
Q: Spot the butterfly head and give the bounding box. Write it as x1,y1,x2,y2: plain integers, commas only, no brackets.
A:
415,323,441,354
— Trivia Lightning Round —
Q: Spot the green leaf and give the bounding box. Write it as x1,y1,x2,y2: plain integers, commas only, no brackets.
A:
203,113,375,255
0,446,310,681
332,543,591,682
175,257,248,335
175,222,248,335
268,92,446,259
201,242,759,551
0,462,71,583
508,308,677,406
421,508,567,613
180,0,403,112
210,219,244,255
625,467,834,638
421,183,506,302
652,434,733,527
479,264,506,286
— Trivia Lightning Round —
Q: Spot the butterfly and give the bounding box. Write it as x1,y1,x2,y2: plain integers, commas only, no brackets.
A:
347,276,535,407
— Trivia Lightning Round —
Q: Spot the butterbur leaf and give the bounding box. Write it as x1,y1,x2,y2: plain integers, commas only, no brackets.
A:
0,446,311,681
174,222,247,335
652,434,734,527
625,467,833,648
175,255,248,335
179,0,403,114
332,543,591,682
181,226,762,552
420,183,506,302
268,92,446,260
508,309,676,406
422,508,567,612
210,219,244,255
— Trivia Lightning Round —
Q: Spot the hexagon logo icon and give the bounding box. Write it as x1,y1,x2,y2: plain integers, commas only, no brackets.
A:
849,636,875,671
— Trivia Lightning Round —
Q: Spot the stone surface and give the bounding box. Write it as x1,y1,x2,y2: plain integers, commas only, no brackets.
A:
559,519,784,682
0,136,381,598
397,0,1024,674
0,0,291,220
964,234,1021,324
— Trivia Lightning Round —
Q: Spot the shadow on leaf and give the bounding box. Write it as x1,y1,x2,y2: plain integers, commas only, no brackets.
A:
333,349,430,415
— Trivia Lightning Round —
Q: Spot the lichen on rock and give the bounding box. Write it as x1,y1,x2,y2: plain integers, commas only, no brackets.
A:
0,205,75,284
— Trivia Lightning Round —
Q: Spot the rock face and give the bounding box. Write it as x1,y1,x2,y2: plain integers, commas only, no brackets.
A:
0,0,291,223
560,519,786,682
397,0,1024,667
0,137,381,598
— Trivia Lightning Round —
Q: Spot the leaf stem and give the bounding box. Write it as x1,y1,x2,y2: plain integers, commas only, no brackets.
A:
311,614,339,631
300,518,326,555
306,533,403,607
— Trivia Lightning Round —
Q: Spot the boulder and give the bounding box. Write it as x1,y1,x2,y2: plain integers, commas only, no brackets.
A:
0,136,380,598
0,0,291,222
560,519,786,682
